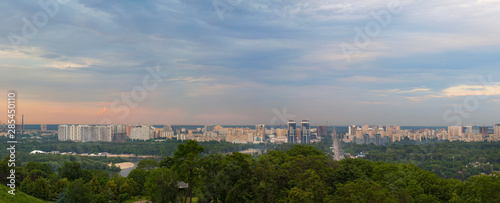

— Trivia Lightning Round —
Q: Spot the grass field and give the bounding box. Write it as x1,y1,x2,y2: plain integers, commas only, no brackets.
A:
0,184,52,203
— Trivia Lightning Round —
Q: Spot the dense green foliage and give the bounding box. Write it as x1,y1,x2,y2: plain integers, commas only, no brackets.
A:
2,138,500,202
341,141,500,180
16,153,122,173
0,136,260,158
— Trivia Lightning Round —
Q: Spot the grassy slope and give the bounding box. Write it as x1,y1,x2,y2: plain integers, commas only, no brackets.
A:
0,184,52,203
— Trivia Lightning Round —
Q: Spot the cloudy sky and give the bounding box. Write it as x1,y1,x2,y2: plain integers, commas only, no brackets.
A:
1,0,500,126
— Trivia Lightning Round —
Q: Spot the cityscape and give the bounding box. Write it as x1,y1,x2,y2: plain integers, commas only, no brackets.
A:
2,122,499,144
2,0,500,202
52,123,500,144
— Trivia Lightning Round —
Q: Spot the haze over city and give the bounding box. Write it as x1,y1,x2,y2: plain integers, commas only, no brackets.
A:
1,0,500,125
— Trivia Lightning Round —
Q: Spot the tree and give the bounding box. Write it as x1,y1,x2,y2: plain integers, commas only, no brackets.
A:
64,179,92,203
197,154,224,202
26,169,48,181
90,169,110,186
59,161,83,181
32,177,51,200
333,179,397,203
56,188,68,203
20,177,33,195
89,177,101,194
119,181,131,195
82,169,93,183
172,140,205,202
145,167,178,203
137,159,159,171
217,152,256,202
52,178,69,201
107,179,118,197
287,169,331,202
286,187,314,203
286,145,324,157
330,158,373,190
160,156,175,168
254,150,289,202
26,162,53,176
455,172,500,202
128,168,149,195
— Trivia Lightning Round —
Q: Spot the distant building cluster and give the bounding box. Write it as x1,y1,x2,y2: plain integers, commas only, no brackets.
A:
56,123,500,143
0,123,55,137
179,122,318,144
57,124,178,142
58,125,121,142
443,125,499,142
344,124,500,145
56,122,320,143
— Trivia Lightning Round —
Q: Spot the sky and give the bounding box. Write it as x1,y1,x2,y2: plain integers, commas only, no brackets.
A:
1,0,500,126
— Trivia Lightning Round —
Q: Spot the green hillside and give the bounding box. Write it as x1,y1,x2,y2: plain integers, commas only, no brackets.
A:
0,185,52,203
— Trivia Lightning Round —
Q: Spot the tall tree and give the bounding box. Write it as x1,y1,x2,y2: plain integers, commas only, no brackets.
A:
127,168,149,195
145,167,178,203
172,140,205,203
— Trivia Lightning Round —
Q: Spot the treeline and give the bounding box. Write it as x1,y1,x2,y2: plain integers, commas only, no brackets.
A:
341,141,500,180
0,136,260,158
17,153,124,173
3,140,499,202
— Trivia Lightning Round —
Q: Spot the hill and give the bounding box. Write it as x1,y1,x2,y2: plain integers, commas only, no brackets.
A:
0,185,52,203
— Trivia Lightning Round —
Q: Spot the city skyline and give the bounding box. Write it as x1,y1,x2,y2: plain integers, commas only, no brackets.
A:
51,123,500,143
2,1,500,125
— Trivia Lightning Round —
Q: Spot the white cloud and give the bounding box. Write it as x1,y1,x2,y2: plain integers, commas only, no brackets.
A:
442,84,500,96
389,88,431,93
400,84,500,102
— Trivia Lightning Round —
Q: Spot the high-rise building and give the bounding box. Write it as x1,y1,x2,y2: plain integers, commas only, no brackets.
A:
58,125,69,141
301,120,310,144
130,125,155,140
362,125,369,133
256,124,265,135
204,125,214,132
40,124,47,131
479,127,489,137
164,125,173,132
494,124,500,138
318,125,328,137
448,126,463,138
21,114,24,135
81,125,92,142
464,126,480,134
348,125,357,136
57,124,117,142
287,120,297,143
214,125,224,131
